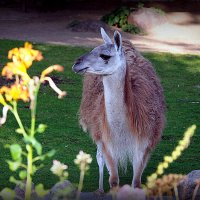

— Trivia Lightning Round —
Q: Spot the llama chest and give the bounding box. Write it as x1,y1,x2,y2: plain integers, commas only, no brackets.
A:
103,84,135,157
104,98,135,164
102,71,136,163
103,76,130,134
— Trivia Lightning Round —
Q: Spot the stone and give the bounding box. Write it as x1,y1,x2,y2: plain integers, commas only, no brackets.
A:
178,170,200,200
127,8,167,32
116,185,146,200
80,192,112,200
14,182,37,200
44,180,76,200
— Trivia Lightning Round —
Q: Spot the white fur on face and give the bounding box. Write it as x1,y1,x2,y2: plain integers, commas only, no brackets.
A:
79,44,126,75
73,29,125,76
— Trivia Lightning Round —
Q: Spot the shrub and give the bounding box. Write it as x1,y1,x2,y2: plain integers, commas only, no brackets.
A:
101,6,141,34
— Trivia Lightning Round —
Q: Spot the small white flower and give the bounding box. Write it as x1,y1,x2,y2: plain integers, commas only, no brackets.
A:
74,150,92,172
50,160,68,177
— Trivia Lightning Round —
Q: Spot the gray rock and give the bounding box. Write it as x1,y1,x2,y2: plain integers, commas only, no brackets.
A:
178,170,200,200
80,192,112,200
44,180,76,200
14,182,37,200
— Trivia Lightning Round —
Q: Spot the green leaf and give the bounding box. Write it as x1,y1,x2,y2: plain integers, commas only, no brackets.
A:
24,135,34,144
39,150,55,161
15,128,24,134
24,136,42,155
34,141,42,155
7,160,21,171
9,176,24,188
9,176,18,184
37,124,47,133
35,184,49,197
10,144,22,161
32,165,38,174
0,188,15,200
46,149,56,158
19,170,27,180
114,16,119,23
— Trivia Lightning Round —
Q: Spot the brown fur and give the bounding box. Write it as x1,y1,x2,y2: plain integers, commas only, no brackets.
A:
79,40,165,150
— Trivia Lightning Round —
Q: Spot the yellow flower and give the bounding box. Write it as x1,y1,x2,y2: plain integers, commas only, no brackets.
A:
41,65,64,78
175,146,184,152
145,125,196,194
162,162,169,169
8,47,19,59
164,156,173,163
2,61,26,79
3,42,43,80
0,83,29,102
8,42,43,68
0,94,7,106
156,168,164,175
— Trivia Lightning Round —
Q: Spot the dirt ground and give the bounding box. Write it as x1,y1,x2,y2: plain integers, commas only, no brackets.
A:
0,7,200,54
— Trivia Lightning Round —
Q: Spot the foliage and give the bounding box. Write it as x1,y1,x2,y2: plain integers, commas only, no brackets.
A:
101,6,141,34
0,42,93,200
144,125,196,197
0,40,200,192
121,24,140,34
0,42,66,200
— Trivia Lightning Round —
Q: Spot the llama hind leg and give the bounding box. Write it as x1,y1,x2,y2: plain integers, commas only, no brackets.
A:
102,144,119,188
132,147,150,188
96,142,105,192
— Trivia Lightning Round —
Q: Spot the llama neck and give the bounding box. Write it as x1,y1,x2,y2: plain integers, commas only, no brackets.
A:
102,66,127,128
103,69,126,101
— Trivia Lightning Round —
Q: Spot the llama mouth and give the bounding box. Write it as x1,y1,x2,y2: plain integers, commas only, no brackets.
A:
77,67,89,74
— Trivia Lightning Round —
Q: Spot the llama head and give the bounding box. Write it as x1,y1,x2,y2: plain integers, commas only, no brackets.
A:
72,28,126,75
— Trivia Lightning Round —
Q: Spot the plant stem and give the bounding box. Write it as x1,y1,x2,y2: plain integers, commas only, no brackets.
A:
12,101,27,137
25,82,40,199
25,144,33,200
76,170,85,200
30,84,40,137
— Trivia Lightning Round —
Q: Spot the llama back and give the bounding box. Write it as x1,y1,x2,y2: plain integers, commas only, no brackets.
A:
79,40,165,147
123,40,165,148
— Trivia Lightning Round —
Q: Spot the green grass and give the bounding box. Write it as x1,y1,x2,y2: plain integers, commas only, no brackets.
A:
0,39,200,192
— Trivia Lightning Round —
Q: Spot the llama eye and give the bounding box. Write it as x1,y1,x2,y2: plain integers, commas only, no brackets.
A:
99,54,111,61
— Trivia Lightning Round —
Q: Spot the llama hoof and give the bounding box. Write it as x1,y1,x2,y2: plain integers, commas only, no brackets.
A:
94,189,104,196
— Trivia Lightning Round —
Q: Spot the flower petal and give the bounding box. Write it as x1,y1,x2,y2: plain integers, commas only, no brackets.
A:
41,65,64,78
43,77,66,99
0,105,9,126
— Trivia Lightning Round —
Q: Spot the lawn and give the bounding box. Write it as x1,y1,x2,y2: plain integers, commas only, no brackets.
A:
0,39,199,192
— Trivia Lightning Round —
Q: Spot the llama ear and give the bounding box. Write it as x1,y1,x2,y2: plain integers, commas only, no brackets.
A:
114,31,122,52
100,27,112,44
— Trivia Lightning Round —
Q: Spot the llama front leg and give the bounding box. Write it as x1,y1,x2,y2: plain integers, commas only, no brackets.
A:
132,147,150,188
96,142,105,192
102,143,119,188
